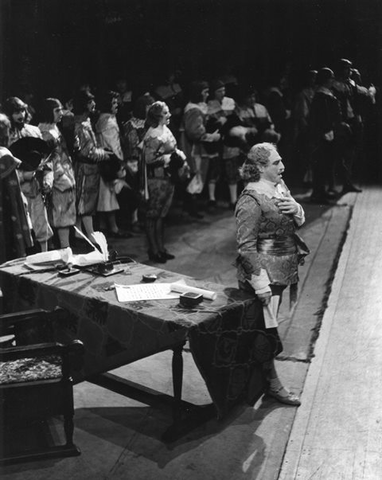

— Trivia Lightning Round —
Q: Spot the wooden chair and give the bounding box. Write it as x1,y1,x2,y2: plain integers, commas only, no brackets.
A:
0,308,61,347
0,309,84,465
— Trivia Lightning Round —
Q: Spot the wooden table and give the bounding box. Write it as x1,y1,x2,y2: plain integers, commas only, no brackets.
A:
0,259,276,440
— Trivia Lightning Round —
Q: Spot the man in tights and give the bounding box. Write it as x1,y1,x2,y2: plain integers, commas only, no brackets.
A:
308,68,341,204
332,58,375,194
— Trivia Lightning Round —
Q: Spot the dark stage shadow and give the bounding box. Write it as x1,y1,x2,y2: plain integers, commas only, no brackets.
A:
72,394,285,470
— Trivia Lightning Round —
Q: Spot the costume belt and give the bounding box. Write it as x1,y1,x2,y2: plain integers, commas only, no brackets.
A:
76,156,96,165
146,165,169,179
257,235,297,256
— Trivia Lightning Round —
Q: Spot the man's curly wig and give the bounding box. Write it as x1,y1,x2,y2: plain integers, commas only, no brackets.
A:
239,142,277,182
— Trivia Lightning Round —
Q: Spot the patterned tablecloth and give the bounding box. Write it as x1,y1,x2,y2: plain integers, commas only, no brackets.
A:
0,260,281,418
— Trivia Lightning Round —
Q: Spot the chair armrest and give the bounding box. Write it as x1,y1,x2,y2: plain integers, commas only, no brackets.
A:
0,308,47,321
0,339,83,361
0,308,66,344
0,308,64,334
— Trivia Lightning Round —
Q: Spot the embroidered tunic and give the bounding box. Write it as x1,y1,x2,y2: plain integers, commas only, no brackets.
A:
9,125,53,243
39,123,76,227
0,147,33,261
95,113,124,212
235,179,305,290
122,117,146,162
74,115,107,216
142,125,178,218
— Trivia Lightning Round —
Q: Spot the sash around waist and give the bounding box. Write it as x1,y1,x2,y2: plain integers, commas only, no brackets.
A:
147,165,170,179
257,236,297,256
76,156,97,165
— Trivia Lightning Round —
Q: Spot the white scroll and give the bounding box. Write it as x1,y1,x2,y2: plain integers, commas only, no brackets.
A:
170,279,217,300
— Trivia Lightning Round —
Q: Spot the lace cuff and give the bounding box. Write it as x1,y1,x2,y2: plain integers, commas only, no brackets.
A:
293,203,305,226
248,268,271,293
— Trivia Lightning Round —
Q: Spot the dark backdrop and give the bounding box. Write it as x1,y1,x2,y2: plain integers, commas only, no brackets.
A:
1,0,382,100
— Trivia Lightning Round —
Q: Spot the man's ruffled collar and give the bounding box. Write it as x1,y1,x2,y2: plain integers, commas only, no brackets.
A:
246,178,287,198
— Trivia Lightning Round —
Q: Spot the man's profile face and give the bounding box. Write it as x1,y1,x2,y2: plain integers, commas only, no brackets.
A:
214,87,225,102
87,99,96,113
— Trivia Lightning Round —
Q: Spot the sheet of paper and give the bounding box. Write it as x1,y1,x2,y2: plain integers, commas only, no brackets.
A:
115,283,179,302
263,295,280,329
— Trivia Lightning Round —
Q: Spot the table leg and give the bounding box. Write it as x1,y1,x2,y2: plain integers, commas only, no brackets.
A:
171,341,186,424
85,341,216,443
161,342,215,442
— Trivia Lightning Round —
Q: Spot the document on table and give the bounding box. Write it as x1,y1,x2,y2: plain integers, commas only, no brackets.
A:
115,283,179,302
115,278,217,302
262,295,280,328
